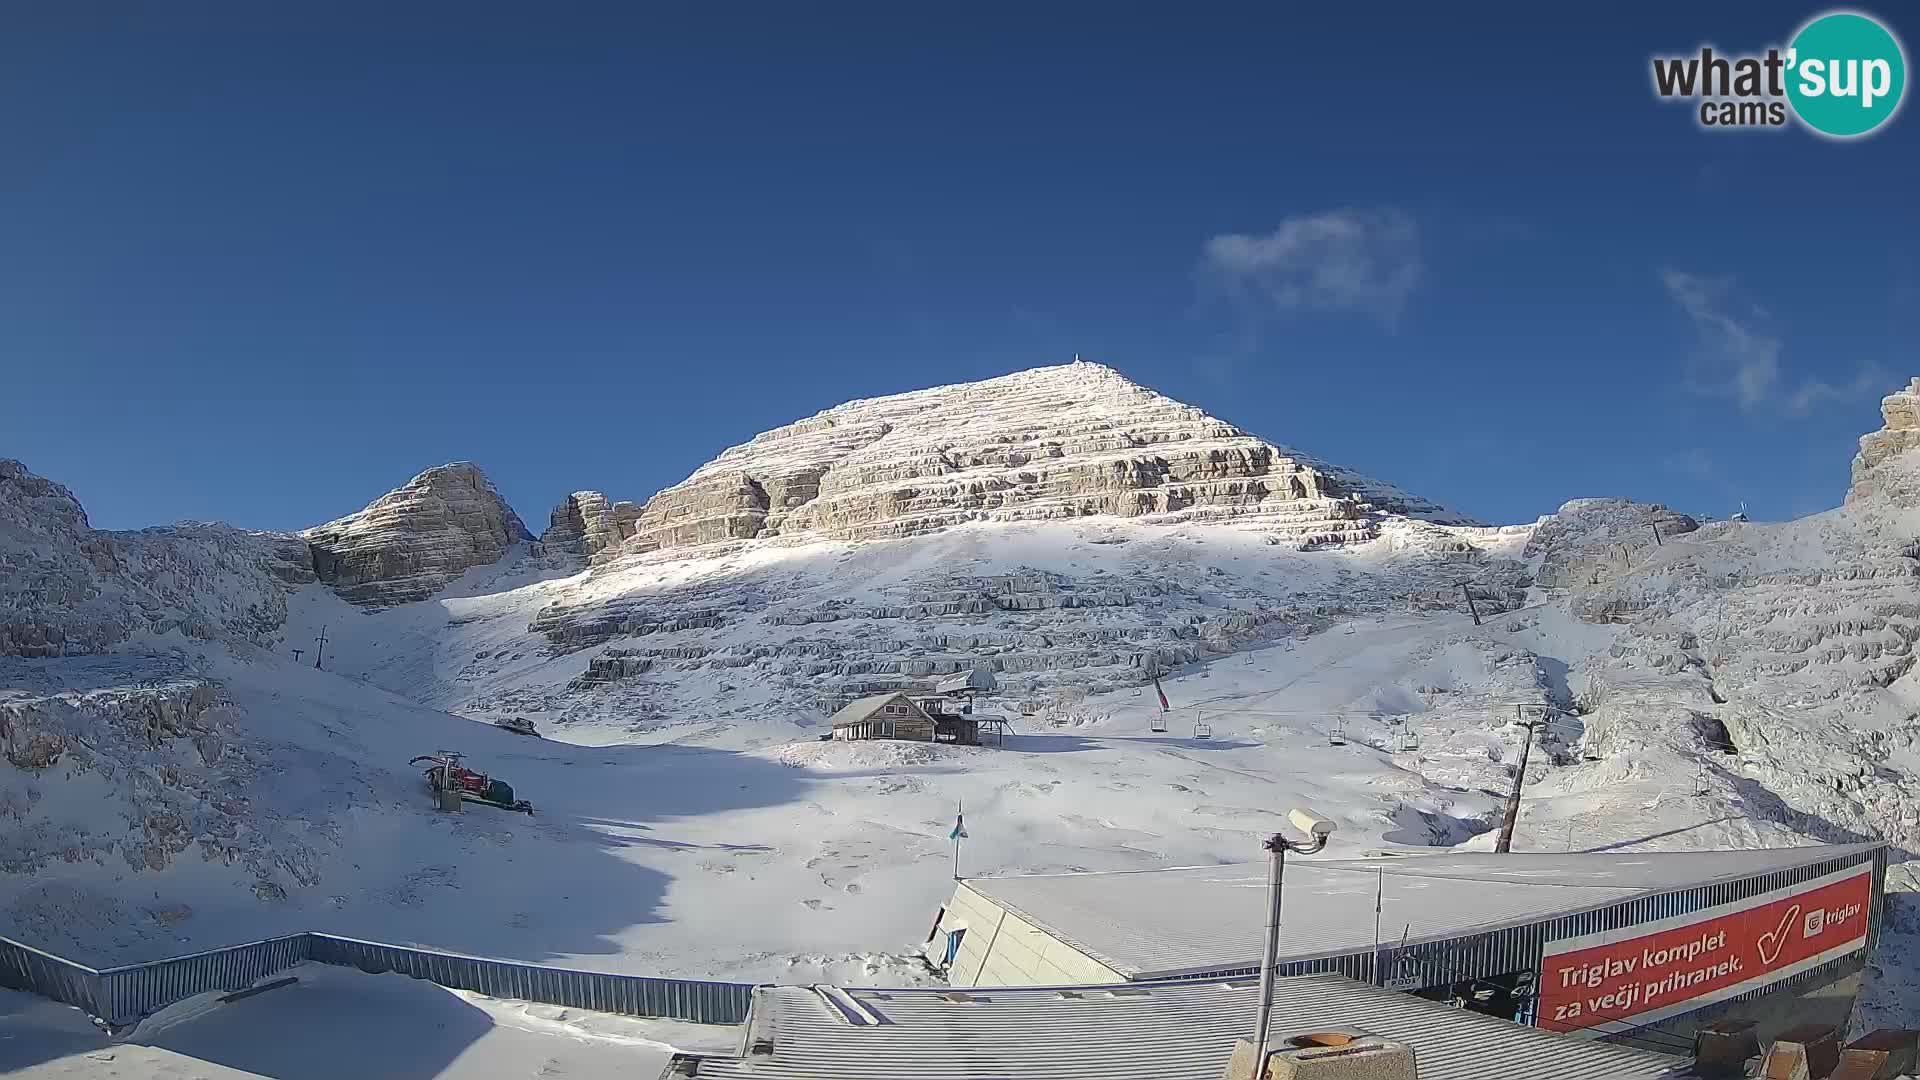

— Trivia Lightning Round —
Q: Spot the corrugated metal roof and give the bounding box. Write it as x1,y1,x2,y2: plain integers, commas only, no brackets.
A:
669,974,1692,1080
963,844,1882,979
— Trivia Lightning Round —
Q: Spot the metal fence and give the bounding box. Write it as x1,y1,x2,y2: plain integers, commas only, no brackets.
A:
308,934,755,1024
94,934,312,1028
0,933,104,1018
0,929,754,1029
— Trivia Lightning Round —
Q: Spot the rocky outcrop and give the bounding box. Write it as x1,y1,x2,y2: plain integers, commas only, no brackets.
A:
544,362,1475,563
1849,377,1920,505
0,670,320,904
1525,498,1700,589
539,491,642,561
0,460,131,657
304,463,531,607
2,460,318,657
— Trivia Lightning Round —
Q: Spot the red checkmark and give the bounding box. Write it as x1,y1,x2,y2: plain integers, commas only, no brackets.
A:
1757,904,1801,966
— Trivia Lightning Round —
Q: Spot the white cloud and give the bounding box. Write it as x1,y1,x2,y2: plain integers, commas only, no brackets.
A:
1660,269,1886,415
1204,209,1422,327
1660,269,1781,410
1785,367,1892,414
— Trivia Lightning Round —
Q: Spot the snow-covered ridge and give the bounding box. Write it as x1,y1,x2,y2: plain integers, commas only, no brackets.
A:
1,459,312,658
539,361,1475,564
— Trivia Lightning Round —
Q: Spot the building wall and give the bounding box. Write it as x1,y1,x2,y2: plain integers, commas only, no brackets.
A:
831,713,936,742
938,884,1126,988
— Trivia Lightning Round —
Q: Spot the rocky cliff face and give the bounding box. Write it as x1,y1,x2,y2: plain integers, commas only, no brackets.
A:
1,460,315,657
0,460,132,657
544,362,1474,564
1850,377,1920,505
303,462,531,607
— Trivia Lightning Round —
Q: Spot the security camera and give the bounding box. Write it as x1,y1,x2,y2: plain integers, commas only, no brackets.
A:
1289,808,1337,839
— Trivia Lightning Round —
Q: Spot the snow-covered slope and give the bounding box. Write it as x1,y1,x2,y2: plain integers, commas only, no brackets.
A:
4,365,1919,1023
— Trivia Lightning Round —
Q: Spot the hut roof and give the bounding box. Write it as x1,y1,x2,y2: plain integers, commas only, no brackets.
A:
828,692,932,729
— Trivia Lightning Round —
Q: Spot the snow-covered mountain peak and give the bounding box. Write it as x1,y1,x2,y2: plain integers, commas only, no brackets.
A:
301,461,531,607
539,361,1474,564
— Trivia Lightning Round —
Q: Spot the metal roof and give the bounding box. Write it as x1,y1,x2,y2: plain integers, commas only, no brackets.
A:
667,974,1692,1080
963,844,1882,980
826,692,928,728
934,669,996,694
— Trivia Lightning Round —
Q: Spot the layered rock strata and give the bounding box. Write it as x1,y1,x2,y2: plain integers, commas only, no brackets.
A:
303,462,531,606
543,362,1474,563
1850,377,1920,505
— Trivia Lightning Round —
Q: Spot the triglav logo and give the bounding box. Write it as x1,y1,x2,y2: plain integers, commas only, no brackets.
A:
1651,9,1907,138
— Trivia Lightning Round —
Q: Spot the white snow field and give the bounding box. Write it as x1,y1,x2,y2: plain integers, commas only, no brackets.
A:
5,365,1920,1075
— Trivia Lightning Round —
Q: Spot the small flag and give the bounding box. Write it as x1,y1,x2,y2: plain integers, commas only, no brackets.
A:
1153,675,1170,712
950,810,968,840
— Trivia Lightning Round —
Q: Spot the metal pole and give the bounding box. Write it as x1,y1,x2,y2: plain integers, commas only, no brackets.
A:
1457,583,1481,626
1252,835,1286,1060
1371,870,1384,986
1495,719,1540,853
952,799,963,880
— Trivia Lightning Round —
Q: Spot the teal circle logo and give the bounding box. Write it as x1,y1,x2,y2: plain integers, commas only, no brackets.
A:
1786,11,1907,137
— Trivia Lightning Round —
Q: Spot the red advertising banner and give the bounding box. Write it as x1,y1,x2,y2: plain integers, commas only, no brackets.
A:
1538,865,1872,1035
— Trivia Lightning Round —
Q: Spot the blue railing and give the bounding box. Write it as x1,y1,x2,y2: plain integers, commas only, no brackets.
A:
0,930,754,1028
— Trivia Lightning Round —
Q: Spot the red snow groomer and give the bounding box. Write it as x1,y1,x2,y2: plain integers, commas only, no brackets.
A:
410,751,534,814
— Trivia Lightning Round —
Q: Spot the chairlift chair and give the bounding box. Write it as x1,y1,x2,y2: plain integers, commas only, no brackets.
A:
1328,719,1347,746
1193,710,1212,740
1150,711,1169,734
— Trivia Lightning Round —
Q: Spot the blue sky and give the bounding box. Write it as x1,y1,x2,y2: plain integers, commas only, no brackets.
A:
3,1,1915,531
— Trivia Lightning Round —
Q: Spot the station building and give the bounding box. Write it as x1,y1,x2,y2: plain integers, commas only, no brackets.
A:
929,842,1886,1050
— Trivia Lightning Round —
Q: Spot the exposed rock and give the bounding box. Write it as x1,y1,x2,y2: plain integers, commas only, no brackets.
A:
0,460,131,657
1849,377,1920,505
538,491,643,561
113,524,315,646
0,670,321,890
1526,498,1699,589
304,462,532,606
2,459,322,657
550,362,1474,563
